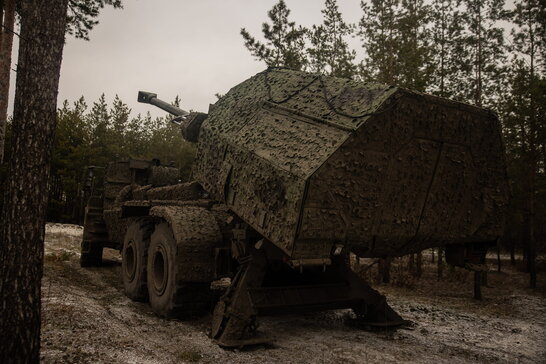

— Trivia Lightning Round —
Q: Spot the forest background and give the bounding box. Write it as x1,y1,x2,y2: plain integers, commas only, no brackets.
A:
0,0,544,273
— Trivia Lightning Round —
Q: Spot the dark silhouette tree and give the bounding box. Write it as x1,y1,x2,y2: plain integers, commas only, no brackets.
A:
67,0,123,40
240,0,307,70
358,0,403,84
458,0,507,106
429,0,466,98
308,0,356,78
397,0,432,91
0,0,69,361
0,0,123,165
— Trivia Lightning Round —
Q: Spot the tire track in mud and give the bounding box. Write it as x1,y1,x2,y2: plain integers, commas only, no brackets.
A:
41,224,546,364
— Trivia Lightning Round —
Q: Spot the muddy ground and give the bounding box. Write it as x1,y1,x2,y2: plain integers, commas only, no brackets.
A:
42,223,546,363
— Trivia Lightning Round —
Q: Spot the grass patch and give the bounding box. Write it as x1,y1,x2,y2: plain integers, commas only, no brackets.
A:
44,250,76,262
177,349,202,362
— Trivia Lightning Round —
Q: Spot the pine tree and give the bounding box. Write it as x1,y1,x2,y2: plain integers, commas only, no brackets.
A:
87,94,113,167
358,0,402,84
358,0,431,89
501,0,546,288
458,0,507,106
109,94,131,158
0,0,69,360
0,0,123,163
308,0,357,78
429,0,466,98
397,0,432,91
50,98,89,221
240,0,307,70
67,0,123,40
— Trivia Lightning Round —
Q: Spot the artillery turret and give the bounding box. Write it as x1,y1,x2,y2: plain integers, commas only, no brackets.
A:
82,68,509,347
137,91,206,142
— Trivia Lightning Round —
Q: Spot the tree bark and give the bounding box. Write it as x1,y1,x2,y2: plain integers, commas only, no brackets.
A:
0,0,69,362
379,257,392,283
1,0,4,52
0,0,15,163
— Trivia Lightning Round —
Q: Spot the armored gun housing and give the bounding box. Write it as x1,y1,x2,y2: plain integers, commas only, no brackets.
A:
81,68,509,347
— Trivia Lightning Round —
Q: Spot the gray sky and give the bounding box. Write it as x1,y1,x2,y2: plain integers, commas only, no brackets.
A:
8,0,515,118
9,0,363,118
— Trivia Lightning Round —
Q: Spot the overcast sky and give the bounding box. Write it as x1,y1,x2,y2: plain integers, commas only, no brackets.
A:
8,0,515,119
7,0,363,118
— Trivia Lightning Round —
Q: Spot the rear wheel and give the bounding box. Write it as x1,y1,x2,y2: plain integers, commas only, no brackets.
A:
122,219,152,301
80,203,107,267
147,221,211,318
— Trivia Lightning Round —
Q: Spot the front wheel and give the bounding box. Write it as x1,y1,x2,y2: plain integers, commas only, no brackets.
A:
147,222,177,316
147,221,212,318
122,219,152,301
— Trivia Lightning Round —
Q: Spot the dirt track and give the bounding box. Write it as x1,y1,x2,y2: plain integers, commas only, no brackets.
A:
42,223,546,363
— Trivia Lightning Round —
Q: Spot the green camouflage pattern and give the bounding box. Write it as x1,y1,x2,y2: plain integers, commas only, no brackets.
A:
192,68,509,258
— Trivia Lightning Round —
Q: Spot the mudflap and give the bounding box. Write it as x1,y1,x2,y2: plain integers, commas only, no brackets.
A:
211,248,407,348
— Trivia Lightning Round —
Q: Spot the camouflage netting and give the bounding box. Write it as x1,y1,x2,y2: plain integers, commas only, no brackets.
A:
192,68,509,258
148,165,179,187
145,181,205,201
103,208,127,246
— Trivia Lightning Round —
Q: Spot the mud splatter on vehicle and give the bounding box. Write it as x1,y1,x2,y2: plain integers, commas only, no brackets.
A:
80,68,509,347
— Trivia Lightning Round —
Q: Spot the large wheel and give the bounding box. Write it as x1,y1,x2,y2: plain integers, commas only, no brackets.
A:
80,201,107,267
122,219,152,301
147,221,211,318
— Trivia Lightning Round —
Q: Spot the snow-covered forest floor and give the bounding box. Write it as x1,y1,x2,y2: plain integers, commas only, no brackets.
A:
41,223,546,363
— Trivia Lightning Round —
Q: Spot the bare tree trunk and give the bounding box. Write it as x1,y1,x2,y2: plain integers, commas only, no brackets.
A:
523,157,537,288
379,258,391,284
481,271,488,287
523,6,538,290
0,0,15,163
431,248,435,263
474,271,482,300
416,251,422,278
496,239,501,272
1,1,4,52
510,242,515,265
408,253,415,274
0,0,69,361
437,248,443,280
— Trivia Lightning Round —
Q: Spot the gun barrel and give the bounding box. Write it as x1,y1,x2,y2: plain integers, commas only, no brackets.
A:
137,91,189,118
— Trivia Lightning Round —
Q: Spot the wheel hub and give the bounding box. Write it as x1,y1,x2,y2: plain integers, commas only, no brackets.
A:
152,244,168,295
123,240,136,282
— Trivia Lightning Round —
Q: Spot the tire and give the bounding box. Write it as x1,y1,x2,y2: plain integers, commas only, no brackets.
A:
122,219,152,301
147,221,211,318
80,243,103,267
80,206,107,267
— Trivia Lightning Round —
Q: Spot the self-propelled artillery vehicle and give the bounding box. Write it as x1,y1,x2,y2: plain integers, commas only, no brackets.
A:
80,68,509,347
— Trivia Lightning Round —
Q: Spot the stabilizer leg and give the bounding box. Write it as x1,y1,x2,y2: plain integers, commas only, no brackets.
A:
337,261,408,327
211,248,269,347
211,252,408,347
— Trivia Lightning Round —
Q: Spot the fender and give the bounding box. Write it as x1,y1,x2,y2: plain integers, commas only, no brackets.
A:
150,205,223,282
